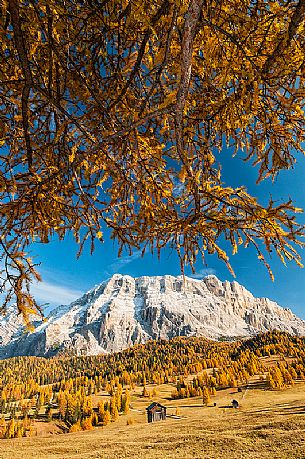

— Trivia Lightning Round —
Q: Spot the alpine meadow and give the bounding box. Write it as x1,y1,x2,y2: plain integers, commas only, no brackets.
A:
1,1,305,458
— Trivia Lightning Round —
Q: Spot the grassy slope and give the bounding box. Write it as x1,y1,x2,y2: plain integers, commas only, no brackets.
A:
2,380,305,459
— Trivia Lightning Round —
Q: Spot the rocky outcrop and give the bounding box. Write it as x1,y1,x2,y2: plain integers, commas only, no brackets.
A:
0,274,304,357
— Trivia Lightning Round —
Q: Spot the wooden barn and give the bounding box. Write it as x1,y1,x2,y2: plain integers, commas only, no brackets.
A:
146,402,166,423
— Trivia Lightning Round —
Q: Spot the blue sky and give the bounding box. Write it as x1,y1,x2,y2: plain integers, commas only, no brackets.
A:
29,149,305,319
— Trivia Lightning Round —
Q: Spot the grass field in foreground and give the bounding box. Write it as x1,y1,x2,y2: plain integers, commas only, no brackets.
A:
1,380,305,459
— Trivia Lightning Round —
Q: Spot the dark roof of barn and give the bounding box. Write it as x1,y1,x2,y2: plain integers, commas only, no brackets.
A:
146,402,166,411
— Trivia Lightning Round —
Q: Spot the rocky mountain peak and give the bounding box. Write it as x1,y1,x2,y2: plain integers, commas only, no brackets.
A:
0,273,304,358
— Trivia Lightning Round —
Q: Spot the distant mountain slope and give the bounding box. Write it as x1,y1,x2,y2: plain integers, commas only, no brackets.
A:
0,274,304,357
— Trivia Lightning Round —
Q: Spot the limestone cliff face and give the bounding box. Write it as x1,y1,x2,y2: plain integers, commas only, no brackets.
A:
0,274,304,357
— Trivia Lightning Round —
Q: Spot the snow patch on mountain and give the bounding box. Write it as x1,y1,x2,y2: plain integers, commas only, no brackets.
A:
0,273,304,357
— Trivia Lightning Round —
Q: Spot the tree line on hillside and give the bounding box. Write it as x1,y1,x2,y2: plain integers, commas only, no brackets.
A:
0,331,305,438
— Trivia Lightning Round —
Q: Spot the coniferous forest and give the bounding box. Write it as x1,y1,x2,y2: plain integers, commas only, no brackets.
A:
0,331,305,439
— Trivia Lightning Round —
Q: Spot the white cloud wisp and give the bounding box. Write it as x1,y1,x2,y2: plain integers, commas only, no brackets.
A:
30,280,83,306
187,268,216,279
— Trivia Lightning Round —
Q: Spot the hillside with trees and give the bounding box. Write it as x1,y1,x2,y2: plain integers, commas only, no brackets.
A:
0,330,305,438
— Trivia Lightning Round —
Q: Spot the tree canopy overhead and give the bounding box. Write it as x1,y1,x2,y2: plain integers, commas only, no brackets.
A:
0,0,305,320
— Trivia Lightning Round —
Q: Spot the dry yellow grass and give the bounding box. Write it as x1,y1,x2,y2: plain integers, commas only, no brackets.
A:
2,382,305,459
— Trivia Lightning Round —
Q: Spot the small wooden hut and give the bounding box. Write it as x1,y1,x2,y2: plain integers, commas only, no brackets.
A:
232,399,239,409
146,402,166,423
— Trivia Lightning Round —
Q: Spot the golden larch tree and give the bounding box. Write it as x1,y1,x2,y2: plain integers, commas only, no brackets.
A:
0,0,304,320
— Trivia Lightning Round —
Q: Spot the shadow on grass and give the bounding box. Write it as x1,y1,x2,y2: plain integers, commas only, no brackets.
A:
251,405,305,416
